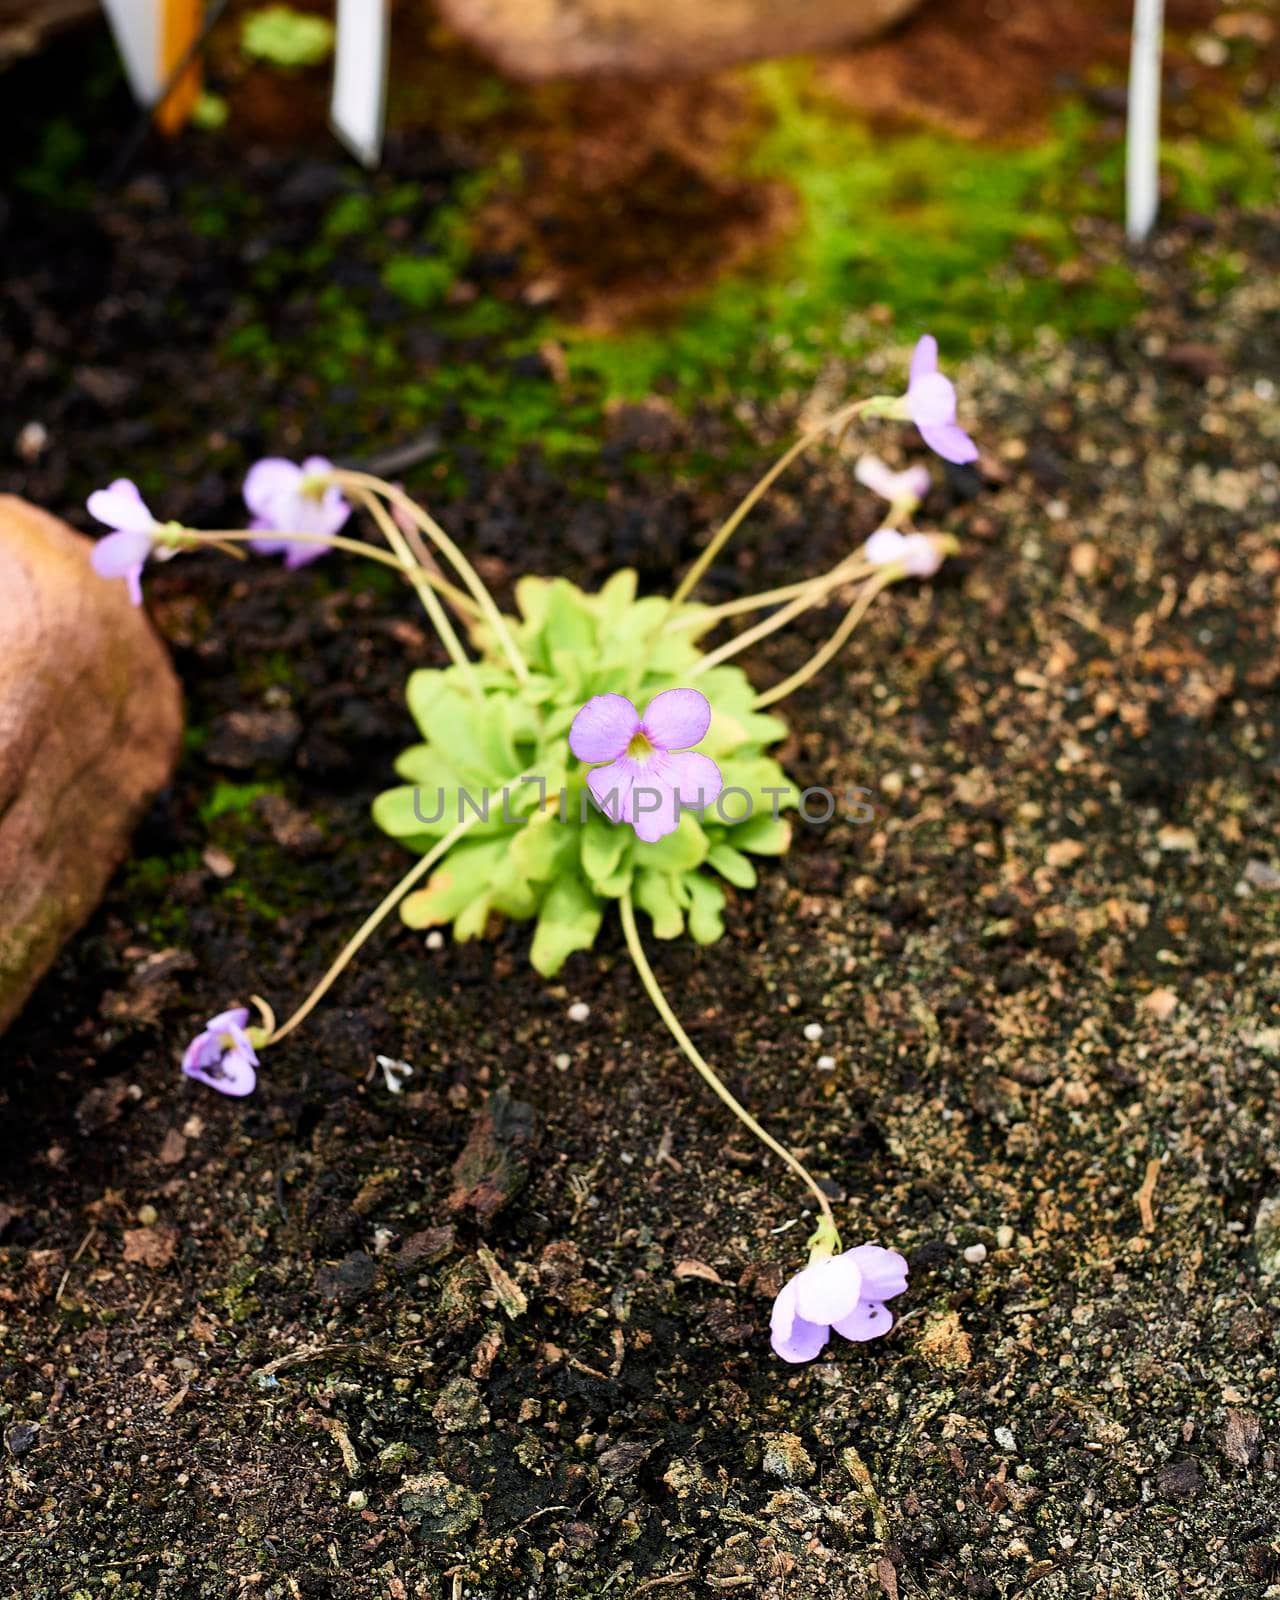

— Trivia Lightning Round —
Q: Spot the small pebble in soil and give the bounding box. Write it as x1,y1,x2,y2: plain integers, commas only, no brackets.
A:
347,1490,368,1510
568,1001,590,1022
136,1204,158,1226
963,1243,988,1265
762,1432,816,1483
803,1022,824,1042
425,931,444,950
996,1224,1015,1249
554,1052,571,1071
816,1055,836,1071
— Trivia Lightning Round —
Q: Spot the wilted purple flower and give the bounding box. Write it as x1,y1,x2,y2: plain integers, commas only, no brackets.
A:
770,1244,908,1364
862,527,943,578
569,687,723,844
245,456,350,568
181,1008,259,1097
87,479,161,605
904,336,978,465
855,453,930,509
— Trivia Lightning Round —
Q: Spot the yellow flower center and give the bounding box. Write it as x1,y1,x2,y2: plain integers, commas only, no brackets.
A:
626,730,655,763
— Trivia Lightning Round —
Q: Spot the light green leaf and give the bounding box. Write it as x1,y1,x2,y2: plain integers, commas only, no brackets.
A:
633,815,708,873
634,869,684,940
687,874,727,944
581,812,631,890
731,813,794,855
707,842,757,888
530,874,604,977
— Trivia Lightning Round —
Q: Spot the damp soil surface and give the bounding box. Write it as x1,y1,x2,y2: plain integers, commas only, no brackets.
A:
3,57,1280,1600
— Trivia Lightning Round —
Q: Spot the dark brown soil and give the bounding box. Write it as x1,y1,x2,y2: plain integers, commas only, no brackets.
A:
2,19,1280,1600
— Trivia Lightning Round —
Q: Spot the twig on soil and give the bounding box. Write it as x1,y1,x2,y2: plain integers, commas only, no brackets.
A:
841,1444,891,1543
55,1227,96,1304
249,1341,420,1383
316,1414,360,1478
632,1575,698,1595
1135,1156,1163,1234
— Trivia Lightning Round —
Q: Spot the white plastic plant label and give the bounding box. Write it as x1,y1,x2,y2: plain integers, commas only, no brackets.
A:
330,0,392,169
100,0,163,105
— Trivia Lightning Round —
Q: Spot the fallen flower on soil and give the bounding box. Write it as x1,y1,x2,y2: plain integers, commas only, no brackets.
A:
181,1007,260,1097
771,1243,910,1363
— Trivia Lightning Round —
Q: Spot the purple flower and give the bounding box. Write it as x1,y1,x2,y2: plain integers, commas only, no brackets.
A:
569,688,723,844
771,1244,909,1364
244,456,350,568
905,336,979,465
862,527,943,578
855,453,931,509
87,479,161,605
181,1008,259,1097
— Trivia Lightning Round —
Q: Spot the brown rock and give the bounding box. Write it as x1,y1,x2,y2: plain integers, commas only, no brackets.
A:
0,497,182,1033
434,0,924,80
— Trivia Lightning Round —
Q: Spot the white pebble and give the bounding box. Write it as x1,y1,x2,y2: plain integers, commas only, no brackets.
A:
568,1001,590,1023
816,1055,836,1072
554,1052,571,1072
963,1243,988,1265
425,930,444,950
803,1022,824,1043
996,1225,1015,1250
994,1426,1016,1452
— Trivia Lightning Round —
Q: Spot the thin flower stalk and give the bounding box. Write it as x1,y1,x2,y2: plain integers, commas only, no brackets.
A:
753,565,905,711
663,553,876,635
619,889,838,1238
352,486,481,696
671,398,869,606
333,470,530,685
191,527,440,583
267,816,478,1047
688,547,896,680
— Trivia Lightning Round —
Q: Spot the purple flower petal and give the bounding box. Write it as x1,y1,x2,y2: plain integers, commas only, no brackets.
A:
909,334,939,386
770,1278,831,1364
655,750,722,812
629,775,680,844
182,1030,219,1078
244,458,302,520
87,479,156,535
907,371,957,429
570,694,640,763
92,527,152,576
206,1008,251,1035
283,537,332,569
587,759,636,822
792,1255,864,1325
918,421,979,465
641,687,712,753
840,1245,909,1302
831,1299,895,1343
863,527,908,567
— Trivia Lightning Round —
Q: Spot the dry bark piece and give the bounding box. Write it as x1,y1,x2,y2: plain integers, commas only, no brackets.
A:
0,496,183,1033
447,1089,540,1223
434,0,924,79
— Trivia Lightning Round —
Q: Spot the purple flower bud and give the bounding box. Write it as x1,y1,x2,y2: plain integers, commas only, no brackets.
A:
855,453,931,509
181,1008,259,1097
770,1244,908,1363
244,456,350,567
862,528,944,578
569,688,723,844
